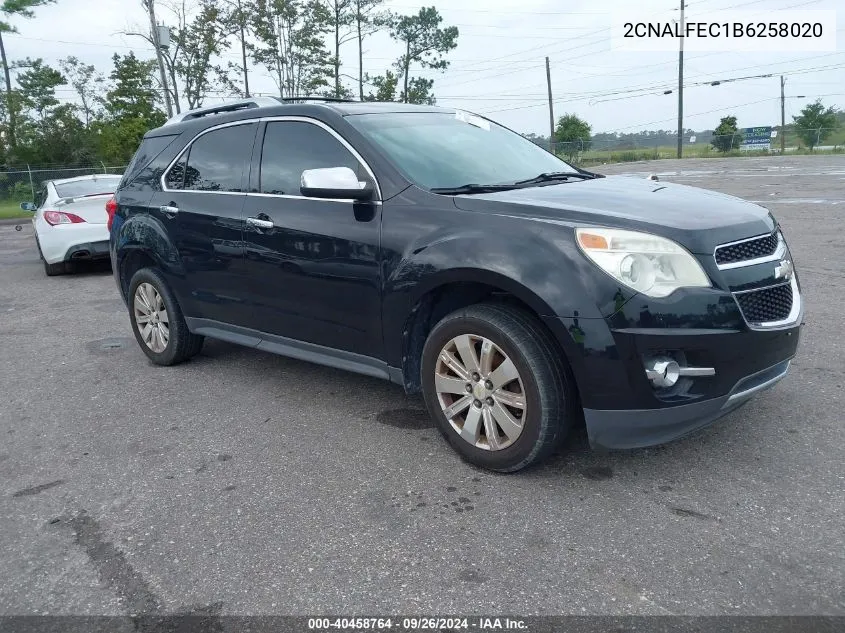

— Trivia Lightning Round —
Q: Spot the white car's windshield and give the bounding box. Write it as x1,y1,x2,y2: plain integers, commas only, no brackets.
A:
54,177,122,199
347,111,577,190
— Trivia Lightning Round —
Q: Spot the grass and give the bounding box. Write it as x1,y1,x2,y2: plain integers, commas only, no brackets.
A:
0,199,32,220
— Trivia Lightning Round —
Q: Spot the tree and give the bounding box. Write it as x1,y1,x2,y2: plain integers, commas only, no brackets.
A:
353,0,384,100
219,0,253,97
388,6,457,104
172,0,229,109
711,115,741,153
96,53,166,164
554,113,591,161
59,57,104,128
14,58,62,120
793,100,838,150
322,0,356,98
251,0,333,98
363,70,396,101
0,0,56,150
402,76,434,104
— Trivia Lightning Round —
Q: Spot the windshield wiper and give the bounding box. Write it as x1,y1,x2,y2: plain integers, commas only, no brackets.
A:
512,171,597,186
431,183,520,195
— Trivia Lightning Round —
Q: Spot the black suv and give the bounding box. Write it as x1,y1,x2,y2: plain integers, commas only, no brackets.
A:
109,98,802,472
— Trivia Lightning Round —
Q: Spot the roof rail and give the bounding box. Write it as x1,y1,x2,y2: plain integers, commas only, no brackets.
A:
162,97,282,126
277,97,356,103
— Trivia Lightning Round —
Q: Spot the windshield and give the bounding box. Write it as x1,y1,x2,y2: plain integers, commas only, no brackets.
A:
346,111,577,190
54,176,122,199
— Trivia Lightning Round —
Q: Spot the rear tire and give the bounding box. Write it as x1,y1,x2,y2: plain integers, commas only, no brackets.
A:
44,260,67,276
421,303,575,473
128,268,204,366
37,238,66,276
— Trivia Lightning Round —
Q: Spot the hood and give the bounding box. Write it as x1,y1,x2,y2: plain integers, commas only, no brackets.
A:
451,175,775,254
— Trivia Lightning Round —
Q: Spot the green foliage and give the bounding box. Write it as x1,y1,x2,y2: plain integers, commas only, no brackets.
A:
363,69,397,101
554,113,591,161
173,0,230,109
59,56,104,127
322,0,356,98
793,100,839,149
0,0,461,168
388,6,457,103
353,0,385,100
711,115,742,153
14,57,62,118
0,0,55,33
401,76,434,105
95,53,165,165
251,0,333,97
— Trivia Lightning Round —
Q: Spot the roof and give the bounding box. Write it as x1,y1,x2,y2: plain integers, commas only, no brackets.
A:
150,98,455,136
324,102,450,116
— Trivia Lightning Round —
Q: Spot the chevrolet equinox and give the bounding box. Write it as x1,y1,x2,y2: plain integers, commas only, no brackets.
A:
109,98,803,472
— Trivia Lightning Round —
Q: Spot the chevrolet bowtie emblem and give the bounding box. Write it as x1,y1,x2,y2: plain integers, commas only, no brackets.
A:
774,259,794,282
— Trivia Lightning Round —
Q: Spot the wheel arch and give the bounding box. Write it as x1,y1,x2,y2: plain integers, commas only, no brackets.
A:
114,214,183,303
394,271,580,395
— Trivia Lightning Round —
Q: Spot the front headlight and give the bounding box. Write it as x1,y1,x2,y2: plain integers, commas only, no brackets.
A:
576,227,710,298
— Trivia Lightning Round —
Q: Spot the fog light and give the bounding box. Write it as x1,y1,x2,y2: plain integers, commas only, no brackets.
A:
645,358,681,388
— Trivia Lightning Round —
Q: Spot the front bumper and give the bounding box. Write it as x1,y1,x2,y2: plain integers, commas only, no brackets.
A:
542,275,802,451
584,358,792,449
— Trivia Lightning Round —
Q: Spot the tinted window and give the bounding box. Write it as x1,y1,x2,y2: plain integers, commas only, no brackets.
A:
346,112,576,190
260,121,366,196
166,155,187,189
181,123,256,192
121,134,178,188
54,176,122,198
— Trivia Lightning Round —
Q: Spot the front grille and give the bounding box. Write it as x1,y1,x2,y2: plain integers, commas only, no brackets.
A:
715,232,779,266
735,282,793,323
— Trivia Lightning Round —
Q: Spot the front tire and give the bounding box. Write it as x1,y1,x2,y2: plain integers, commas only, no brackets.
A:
128,268,204,366
421,303,574,473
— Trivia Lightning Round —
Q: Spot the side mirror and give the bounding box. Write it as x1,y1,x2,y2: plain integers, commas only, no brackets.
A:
300,167,374,201
20,202,36,212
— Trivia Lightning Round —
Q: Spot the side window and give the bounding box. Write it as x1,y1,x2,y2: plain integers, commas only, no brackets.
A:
259,121,369,196
166,155,187,190
166,123,256,192
35,186,48,208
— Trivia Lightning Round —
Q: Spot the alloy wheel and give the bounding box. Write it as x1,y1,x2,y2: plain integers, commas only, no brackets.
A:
434,334,527,451
134,282,170,353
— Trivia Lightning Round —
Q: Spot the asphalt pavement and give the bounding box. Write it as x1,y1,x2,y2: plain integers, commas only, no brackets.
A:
0,155,843,617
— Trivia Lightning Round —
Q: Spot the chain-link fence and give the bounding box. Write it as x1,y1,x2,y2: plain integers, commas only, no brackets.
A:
542,127,842,165
0,164,128,203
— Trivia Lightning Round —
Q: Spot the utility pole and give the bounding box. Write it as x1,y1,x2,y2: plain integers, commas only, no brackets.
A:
780,75,786,155
676,0,685,159
545,56,555,153
144,0,174,118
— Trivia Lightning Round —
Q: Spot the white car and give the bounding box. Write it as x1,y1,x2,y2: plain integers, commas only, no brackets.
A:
23,174,122,276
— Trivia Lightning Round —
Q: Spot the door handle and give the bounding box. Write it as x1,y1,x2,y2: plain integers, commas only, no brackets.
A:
160,204,179,215
246,216,274,229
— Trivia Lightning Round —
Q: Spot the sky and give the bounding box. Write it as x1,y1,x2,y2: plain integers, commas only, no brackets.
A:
4,0,843,135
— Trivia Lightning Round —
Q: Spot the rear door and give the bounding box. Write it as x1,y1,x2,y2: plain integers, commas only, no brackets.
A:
150,122,258,326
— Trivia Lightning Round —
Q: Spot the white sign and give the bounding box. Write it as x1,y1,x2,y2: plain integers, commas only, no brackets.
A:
689,135,697,143
611,11,837,52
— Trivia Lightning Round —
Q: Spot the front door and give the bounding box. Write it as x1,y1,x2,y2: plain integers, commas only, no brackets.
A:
239,119,382,359
153,122,258,326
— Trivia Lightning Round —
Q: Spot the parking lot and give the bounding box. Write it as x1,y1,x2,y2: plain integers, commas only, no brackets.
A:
0,155,843,616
